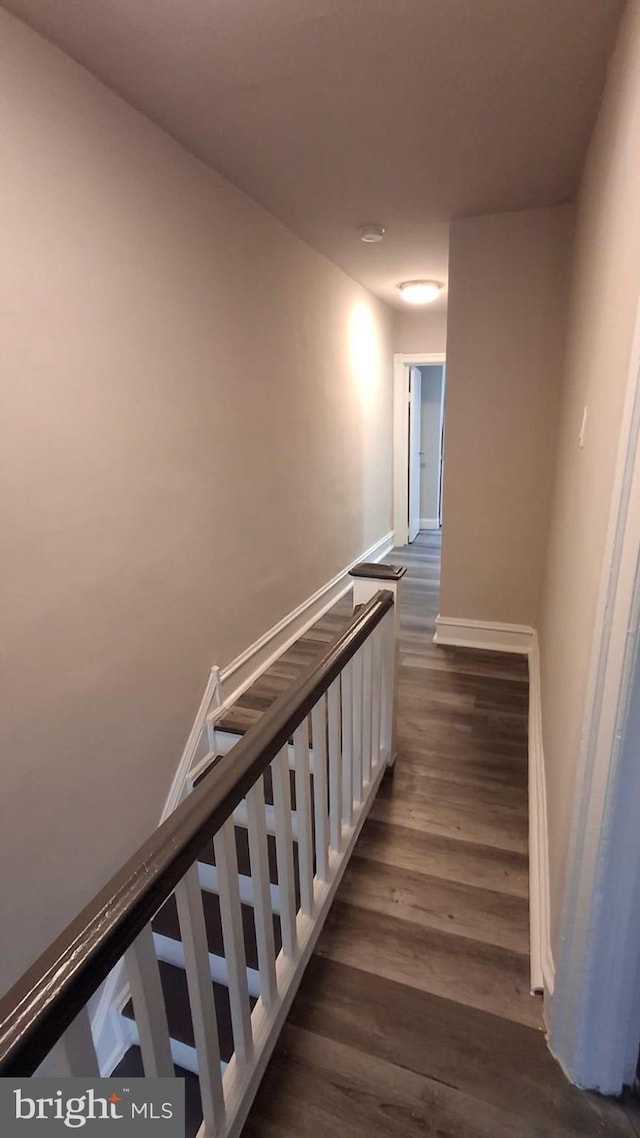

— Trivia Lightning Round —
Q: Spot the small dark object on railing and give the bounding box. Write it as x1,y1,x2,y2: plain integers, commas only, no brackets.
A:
349,562,407,581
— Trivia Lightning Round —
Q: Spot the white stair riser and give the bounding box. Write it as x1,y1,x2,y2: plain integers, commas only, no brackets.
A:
233,799,299,841
152,932,262,999
197,861,283,915
128,1021,227,1079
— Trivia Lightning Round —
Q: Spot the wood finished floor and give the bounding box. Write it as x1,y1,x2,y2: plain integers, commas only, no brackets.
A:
239,532,640,1138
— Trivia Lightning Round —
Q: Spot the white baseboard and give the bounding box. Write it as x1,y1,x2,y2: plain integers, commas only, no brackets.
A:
216,530,394,716
528,631,554,995
433,615,534,654
90,529,394,1073
419,517,439,531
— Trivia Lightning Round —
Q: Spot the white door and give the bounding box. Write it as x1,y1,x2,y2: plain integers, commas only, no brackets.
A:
408,366,421,542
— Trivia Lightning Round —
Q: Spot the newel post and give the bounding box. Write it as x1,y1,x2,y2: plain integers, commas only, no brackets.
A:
349,561,406,767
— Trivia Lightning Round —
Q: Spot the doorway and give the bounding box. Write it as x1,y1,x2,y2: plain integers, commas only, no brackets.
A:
394,353,446,546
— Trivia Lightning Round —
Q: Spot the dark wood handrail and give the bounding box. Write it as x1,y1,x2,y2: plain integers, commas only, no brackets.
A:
0,588,394,1077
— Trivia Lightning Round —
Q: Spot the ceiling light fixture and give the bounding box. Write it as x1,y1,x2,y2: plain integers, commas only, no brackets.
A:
398,280,443,305
358,224,385,243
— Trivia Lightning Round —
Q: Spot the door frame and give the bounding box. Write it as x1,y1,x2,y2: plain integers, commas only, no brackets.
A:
393,352,446,546
548,294,640,1092
437,364,447,527
408,366,422,543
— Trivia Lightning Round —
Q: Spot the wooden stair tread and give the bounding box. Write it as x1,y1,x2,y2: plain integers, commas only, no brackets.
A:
216,714,326,752
217,708,261,736
123,960,255,1062
111,1045,202,1138
153,891,282,970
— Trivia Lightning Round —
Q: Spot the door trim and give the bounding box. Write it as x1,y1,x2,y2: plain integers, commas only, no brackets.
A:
393,353,446,547
548,292,640,1092
408,366,422,543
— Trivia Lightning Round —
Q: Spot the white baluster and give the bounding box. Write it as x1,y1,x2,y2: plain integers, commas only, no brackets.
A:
174,865,225,1132
349,566,403,770
246,779,277,1006
197,860,282,915
293,719,314,917
341,660,354,828
371,623,382,771
362,638,373,786
271,748,298,958
214,819,254,1064
311,695,329,883
352,648,364,807
327,678,343,850
125,924,174,1077
380,608,396,766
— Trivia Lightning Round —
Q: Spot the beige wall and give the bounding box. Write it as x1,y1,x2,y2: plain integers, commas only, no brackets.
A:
419,365,444,524
539,2,640,942
0,12,393,996
440,205,574,626
393,307,448,355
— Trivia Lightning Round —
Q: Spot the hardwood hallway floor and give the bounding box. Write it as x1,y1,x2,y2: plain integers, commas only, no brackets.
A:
241,532,640,1138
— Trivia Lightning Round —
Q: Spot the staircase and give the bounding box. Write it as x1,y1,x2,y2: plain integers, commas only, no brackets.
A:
112,748,303,1136
110,578,399,1137
0,563,405,1138
116,755,299,1079
113,597,357,1107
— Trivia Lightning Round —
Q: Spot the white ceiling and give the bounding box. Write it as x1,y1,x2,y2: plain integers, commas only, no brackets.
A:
2,0,623,309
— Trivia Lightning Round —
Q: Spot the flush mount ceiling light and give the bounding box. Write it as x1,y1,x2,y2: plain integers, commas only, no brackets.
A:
358,223,385,243
398,280,443,305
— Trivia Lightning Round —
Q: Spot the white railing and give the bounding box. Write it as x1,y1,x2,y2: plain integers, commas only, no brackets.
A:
187,594,396,1137
0,571,402,1138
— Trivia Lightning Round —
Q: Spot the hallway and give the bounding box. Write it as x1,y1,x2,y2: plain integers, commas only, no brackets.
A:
242,532,639,1138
